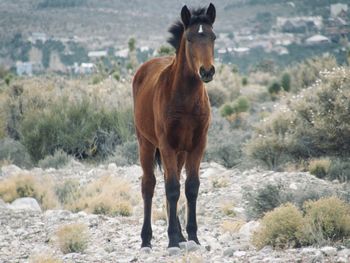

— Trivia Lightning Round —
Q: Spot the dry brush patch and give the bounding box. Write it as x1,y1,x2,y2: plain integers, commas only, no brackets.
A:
55,223,89,254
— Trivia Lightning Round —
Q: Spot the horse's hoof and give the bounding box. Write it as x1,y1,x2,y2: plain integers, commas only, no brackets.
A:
179,240,200,251
179,241,187,249
168,247,181,256
140,247,152,254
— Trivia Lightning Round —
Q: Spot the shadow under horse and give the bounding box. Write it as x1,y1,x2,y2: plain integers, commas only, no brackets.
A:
132,3,216,249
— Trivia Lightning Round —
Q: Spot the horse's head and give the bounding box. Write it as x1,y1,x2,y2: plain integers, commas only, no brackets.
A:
181,3,216,83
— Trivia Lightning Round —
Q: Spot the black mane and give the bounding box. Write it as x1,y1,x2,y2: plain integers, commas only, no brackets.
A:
167,7,211,53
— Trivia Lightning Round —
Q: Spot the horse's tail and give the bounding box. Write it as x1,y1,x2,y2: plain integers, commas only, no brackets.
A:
154,148,162,171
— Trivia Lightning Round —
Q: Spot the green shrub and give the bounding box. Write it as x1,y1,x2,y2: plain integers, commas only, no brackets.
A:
252,203,304,249
220,103,234,117
207,87,227,107
55,179,80,205
328,158,350,182
56,223,89,254
108,140,139,166
281,72,291,92
232,96,250,113
301,197,350,245
0,138,32,168
246,66,350,172
20,97,134,162
286,56,337,93
308,158,331,179
38,150,71,169
268,81,281,94
242,77,248,86
244,184,284,219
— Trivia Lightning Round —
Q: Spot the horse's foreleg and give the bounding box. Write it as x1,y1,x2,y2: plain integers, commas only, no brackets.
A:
185,148,204,245
161,149,181,248
139,138,156,248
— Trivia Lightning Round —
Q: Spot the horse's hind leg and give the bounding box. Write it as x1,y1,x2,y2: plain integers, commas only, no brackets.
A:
139,135,156,248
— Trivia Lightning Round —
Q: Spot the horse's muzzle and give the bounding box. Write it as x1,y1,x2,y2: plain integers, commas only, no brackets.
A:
199,66,215,83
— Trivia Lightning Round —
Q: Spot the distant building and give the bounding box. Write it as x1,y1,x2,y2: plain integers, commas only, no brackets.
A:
16,62,33,76
331,3,348,18
115,49,129,58
74,63,95,74
305,35,330,45
28,32,47,43
277,16,323,33
88,50,107,59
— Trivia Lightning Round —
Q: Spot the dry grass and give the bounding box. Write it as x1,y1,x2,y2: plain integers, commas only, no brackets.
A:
210,176,229,188
0,173,58,209
56,223,89,254
221,220,245,234
308,158,331,179
221,202,236,217
68,175,135,216
29,253,62,263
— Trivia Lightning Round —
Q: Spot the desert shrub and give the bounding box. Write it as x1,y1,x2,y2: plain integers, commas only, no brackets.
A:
20,97,134,162
328,158,350,182
232,96,250,113
38,149,71,169
220,103,234,117
242,77,248,86
308,158,331,179
69,175,134,216
0,138,32,168
281,72,291,92
29,253,62,263
252,203,304,249
205,109,250,168
56,223,89,254
108,140,138,166
286,56,337,93
246,66,350,171
244,184,285,219
207,87,227,107
268,81,281,94
301,197,350,245
55,179,80,205
221,220,245,233
0,174,58,209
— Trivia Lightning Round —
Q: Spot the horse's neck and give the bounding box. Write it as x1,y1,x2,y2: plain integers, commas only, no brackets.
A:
171,46,202,99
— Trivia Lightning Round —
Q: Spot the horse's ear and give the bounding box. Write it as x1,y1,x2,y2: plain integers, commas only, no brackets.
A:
181,5,191,28
206,3,216,24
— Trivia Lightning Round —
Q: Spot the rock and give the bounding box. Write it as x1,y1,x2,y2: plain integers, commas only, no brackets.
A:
168,247,181,256
222,247,234,257
0,198,8,209
234,251,246,257
1,164,22,176
10,198,41,212
321,246,337,256
311,250,324,263
140,247,152,254
239,221,260,239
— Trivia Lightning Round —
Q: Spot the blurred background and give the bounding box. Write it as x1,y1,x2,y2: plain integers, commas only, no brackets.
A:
0,0,349,179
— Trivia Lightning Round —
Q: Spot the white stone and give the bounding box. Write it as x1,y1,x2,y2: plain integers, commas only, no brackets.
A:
321,246,337,256
234,251,247,257
10,197,41,212
1,165,22,176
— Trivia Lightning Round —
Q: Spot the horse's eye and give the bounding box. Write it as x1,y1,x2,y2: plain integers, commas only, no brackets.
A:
212,33,216,41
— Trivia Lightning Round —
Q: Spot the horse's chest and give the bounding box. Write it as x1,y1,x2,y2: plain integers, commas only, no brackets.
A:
166,114,208,151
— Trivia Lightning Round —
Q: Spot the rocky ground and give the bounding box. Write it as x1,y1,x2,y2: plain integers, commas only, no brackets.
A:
0,162,349,263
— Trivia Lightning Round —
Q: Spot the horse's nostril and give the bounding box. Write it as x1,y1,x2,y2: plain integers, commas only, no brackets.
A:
210,66,215,75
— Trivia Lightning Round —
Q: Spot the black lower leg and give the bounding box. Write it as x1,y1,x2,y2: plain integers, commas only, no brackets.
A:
141,175,156,248
185,176,200,244
165,177,181,248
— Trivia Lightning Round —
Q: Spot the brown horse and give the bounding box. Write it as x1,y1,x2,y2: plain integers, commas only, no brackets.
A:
132,3,216,249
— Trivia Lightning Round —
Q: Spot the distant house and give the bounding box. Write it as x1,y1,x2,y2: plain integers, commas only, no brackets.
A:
16,62,32,76
305,35,330,45
115,49,129,58
88,50,107,60
331,3,348,18
277,16,323,33
74,63,95,74
28,32,47,43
